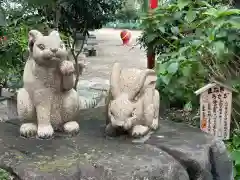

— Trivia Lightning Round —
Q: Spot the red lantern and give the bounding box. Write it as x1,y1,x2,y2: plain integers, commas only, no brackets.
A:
150,0,158,9
120,30,131,45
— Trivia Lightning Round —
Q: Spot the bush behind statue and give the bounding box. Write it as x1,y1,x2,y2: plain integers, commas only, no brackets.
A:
138,0,240,178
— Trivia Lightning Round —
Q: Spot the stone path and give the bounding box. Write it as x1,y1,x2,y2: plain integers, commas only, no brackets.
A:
80,28,146,80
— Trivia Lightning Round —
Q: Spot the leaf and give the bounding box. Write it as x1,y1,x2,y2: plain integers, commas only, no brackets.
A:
191,40,202,47
0,8,6,26
217,9,240,17
185,9,197,23
233,135,240,148
158,62,168,75
146,33,158,43
159,74,172,85
181,66,191,76
213,41,225,56
177,0,191,10
203,8,218,17
179,46,190,54
158,26,165,33
233,164,237,177
231,150,240,165
171,26,179,34
173,11,183,20
184,101,192,111
167,62,179,74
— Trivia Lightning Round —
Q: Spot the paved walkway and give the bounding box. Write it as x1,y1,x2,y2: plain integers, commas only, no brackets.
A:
80,28,146,81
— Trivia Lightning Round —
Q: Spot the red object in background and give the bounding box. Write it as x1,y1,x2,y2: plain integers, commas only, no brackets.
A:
120,30,131,45
150,0,158,9
0,36,7,42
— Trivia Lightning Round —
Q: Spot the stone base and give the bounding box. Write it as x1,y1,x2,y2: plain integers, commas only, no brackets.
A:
0,107,233,180
0,90,17,121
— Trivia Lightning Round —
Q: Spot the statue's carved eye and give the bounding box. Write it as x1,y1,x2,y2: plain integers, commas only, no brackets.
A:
38,44,45,50
60,43,65,49
132,108,136,117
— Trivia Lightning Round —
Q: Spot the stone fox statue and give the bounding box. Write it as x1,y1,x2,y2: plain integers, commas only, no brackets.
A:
17,30,80,139
106,63,160,137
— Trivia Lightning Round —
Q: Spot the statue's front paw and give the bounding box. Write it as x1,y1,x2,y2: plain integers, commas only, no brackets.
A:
123,119,132,130
63,121,79,135
37,124,54,139
151,119,159,130
20,123,37,138
131,125,149,137
60,61,75,76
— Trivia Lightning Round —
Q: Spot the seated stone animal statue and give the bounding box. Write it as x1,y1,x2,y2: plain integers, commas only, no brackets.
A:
17,30,80,139
106,63,160,137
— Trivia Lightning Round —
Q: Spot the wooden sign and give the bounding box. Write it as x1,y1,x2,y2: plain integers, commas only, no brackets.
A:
195,83,233,140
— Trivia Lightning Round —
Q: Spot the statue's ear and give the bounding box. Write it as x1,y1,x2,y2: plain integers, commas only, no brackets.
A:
49,30,61,39
28,30,43,52
144,74,157,89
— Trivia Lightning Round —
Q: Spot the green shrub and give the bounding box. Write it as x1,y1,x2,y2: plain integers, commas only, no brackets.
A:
138,0,240,178
0,169,10,180
105,21,141,30
0,23,29,90
138,0,240,111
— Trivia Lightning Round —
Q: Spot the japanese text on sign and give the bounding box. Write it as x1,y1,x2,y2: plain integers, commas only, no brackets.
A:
199,85,232,140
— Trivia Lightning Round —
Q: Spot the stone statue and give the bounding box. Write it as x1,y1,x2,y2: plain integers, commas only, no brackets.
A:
106,63,160,137
17,30,80,139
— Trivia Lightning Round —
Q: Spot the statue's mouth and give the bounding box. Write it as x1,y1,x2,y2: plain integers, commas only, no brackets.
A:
50,56,60,61
114,121,124,127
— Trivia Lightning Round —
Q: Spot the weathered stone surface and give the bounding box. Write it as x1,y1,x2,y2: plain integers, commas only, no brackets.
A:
0,96,17,122
0,107,233,180
146,120,233,180
77,78,109,108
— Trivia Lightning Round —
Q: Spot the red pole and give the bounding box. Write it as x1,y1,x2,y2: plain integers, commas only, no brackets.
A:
147,0,158,69
150,0,158,9
147,48,155,69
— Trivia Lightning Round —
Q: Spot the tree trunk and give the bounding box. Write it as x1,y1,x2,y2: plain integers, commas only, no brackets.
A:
67,30,87,90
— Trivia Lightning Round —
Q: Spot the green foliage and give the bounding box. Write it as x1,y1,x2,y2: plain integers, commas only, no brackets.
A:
105,21,141,30
138,0,240,108
115,9,139,22
0,169,10,180
32,0,122,34
139,0,240,178
227,133,240,179
114,0,140,22
0,1,45,90
0,23,28,89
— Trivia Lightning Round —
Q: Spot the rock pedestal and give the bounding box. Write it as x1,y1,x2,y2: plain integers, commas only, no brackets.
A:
0,107,233,180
